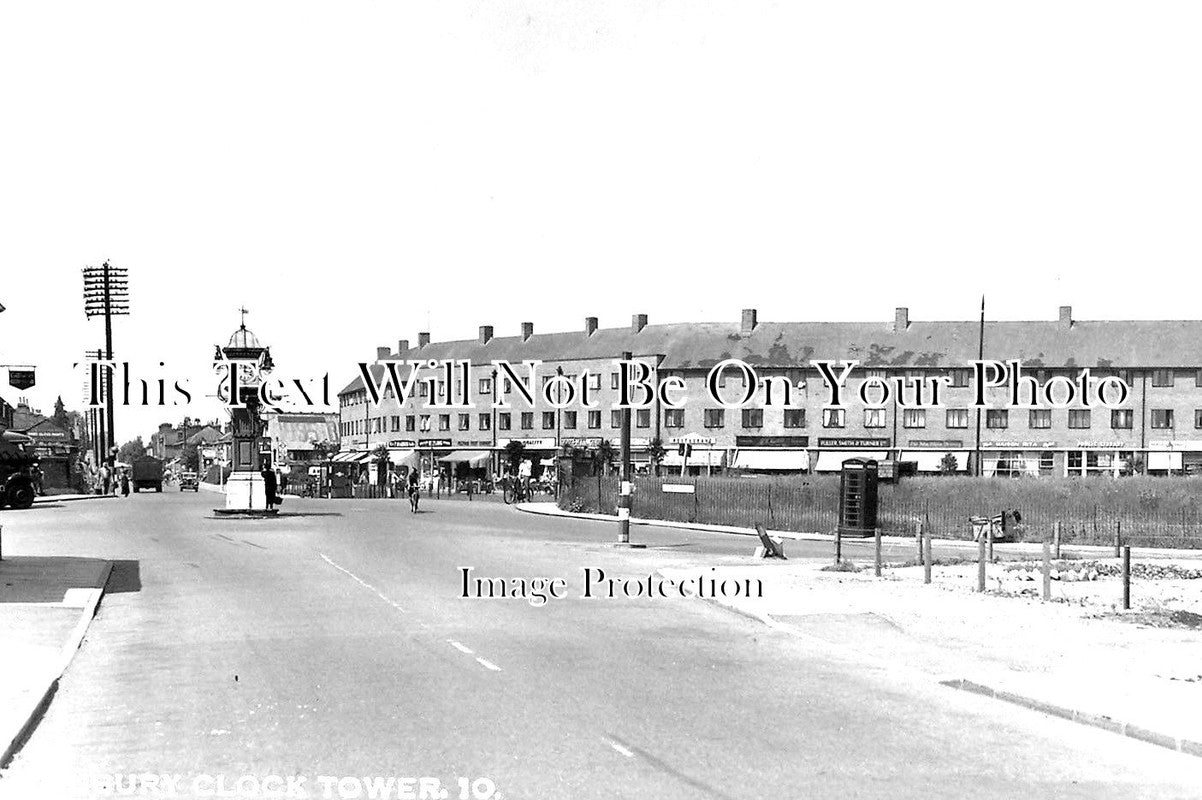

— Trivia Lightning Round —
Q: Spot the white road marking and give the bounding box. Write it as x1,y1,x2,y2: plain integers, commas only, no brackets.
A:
448,640,474,655
319,553,406,613
604,738,634,758
475,657,502,672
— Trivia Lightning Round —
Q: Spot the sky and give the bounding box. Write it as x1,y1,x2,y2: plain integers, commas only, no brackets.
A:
1,1,1200,441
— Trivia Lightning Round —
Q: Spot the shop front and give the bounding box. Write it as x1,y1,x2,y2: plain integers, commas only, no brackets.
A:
730,435,810,475
497,437,557,479
1145,441,1202,476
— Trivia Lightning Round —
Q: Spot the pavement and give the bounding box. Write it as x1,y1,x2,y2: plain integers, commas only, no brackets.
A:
0,493,1198,798
0,555,112,769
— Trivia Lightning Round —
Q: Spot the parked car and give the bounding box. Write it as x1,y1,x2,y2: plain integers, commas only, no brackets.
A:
0,429,39,509
179,471,199,492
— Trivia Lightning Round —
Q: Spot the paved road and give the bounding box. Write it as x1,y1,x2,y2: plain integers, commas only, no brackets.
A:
1,493,1198,799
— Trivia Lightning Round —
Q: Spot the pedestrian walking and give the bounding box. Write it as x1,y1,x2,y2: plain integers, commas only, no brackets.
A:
120,469,130,497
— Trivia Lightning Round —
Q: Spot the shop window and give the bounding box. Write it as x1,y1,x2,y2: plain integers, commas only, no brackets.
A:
1068,410,1091,429
1068,450,1083,476
986,409,1008,429
784,409,806,428
864,408,886,428
1039,451,1055,475
1029,409,1051,429
1110,409,1133,429
665,409,684,428
946,409,969,429
742,409,764,428
1151,409,1174,429
704,409,725,428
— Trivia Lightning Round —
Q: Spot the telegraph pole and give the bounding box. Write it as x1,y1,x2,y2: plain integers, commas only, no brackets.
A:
974,296,985,477
615,351,641,547
83,262,129,456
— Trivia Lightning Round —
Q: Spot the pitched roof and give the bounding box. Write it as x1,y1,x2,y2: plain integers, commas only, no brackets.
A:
339,316,1202,395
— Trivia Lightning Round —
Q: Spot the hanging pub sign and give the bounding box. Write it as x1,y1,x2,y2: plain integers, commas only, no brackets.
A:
8,368,35,390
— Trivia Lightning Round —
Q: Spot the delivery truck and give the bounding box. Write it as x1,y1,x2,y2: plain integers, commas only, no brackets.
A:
132,456,164,492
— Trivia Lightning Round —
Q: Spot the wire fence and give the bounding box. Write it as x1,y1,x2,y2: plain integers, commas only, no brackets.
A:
558,475,1202,549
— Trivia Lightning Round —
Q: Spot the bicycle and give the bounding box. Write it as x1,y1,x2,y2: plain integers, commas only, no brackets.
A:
502,477,530,505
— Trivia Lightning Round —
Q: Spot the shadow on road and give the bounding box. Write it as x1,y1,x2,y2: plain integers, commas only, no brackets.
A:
105,559,142,594
0,556,114,602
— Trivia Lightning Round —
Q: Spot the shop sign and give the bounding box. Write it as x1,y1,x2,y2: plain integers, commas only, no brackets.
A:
418,438,452,448
8,368,35,390
669,434,715,445
908,439,963,448
817,437,889,448
984,440,1057,448
389,439,416,448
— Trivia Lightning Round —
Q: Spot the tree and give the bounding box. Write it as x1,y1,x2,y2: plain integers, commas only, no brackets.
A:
504,440,527,473
182,443,199,472
118,436,146,464
372,443,390,485
647,436,667,477
594,439,615,475
938,452,960,475
311,440,339,461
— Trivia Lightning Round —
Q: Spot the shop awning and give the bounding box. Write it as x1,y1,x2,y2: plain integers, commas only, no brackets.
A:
813,451,888,472
902,451,969,472
539,457,558,467
1147,451,1184,470
388,449,419,468
732,449,810,471
331,452,360,462
438,450,491,467
662,449,726,467
352,451,376,464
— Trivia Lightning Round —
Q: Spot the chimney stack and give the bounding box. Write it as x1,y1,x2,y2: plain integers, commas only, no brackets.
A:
894,307,909,332
1059,306,1072,328
376,346,390,361
397,339,409,355
521,322,534,341
632,313,648,333
418,331,431,347
585,316,598,336
741,308,757,335
479,325,494,344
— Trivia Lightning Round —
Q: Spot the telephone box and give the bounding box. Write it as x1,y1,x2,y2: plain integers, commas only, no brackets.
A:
838,458,879,538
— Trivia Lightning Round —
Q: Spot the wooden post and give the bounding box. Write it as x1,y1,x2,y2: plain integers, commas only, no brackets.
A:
987,519,994,562
923,527,932,585
1041,540,1051,601
1114,521,1121,558
915,519,923,563
1053,521,1062,559
1122,545,1131,610
977,535,987,592
874,528,882,577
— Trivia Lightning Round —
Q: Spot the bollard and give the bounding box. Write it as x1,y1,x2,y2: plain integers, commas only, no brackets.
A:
1053,521,1062,559
915,520,923,563
987,521,994,562
977,535,987,592
874,528,882,577
835,526,842,566
1122,545,1131,610
1114,521,1121,558
923,528,932,585
1041,540,1051,601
